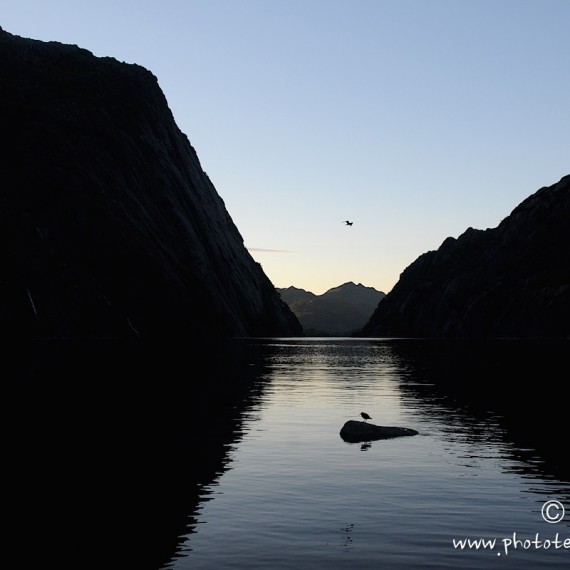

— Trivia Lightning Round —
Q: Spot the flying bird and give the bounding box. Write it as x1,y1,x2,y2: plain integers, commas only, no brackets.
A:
343,220,353,226
360,412,371,421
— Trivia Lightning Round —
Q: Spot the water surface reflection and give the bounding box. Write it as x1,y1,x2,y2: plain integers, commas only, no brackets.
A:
8,339,270,570
8,338,568,569
167,338,569,570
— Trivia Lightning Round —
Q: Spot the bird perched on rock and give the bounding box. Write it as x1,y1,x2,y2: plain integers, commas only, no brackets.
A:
360,412,371,421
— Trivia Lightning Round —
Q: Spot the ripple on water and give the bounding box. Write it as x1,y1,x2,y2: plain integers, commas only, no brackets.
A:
165,339,570,570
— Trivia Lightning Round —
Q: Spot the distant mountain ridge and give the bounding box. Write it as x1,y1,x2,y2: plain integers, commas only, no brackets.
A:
278,282,385,336
359,175,570,339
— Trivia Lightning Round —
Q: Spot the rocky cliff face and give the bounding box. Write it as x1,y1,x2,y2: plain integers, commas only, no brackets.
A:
278,282,385,336
0,28,301,338
359,175,570,339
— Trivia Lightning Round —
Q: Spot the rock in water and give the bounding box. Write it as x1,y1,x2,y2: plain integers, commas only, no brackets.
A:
0,28,301,338
340,420,418,443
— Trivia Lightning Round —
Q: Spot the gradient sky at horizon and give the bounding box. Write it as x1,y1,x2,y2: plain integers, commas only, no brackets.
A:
3,0,569,295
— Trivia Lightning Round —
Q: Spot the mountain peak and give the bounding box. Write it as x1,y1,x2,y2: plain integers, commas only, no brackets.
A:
278,283,385,336
0,28,302,338
359,175,570,338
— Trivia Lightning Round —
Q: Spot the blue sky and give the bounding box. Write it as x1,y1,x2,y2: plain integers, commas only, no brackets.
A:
3,0,569,294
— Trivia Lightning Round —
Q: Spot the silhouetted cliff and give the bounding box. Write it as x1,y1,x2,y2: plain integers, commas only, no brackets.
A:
359,175,570,338
0,28,301,338
278,282,385,335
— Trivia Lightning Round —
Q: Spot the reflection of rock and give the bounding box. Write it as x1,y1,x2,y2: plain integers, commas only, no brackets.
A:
340,420,418,442
9,339,270,569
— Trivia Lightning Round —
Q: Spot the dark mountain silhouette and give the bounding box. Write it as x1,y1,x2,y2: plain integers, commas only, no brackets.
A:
0,27,301,338
278,282,385,336
359,175,570,338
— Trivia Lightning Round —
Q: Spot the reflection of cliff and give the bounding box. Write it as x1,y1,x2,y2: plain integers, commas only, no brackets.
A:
0,28,300,338
9,341,272,569
360,175,570,339
389,340,570,481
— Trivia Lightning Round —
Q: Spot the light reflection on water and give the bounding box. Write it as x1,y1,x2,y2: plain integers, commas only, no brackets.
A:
164,338,570,569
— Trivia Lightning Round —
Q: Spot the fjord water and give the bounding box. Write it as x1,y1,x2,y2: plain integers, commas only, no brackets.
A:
162,338,570,569
10,338,568,569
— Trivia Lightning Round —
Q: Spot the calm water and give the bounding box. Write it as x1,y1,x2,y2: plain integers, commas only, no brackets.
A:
161,338,569,570
9,338,568,569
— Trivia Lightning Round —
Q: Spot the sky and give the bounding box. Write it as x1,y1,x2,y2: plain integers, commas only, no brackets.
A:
2,0,569,295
